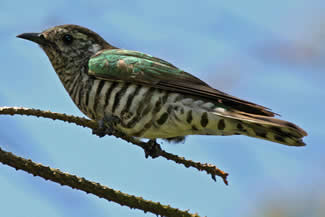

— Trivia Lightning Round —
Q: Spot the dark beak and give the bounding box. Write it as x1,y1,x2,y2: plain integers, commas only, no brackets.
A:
16,32,47,45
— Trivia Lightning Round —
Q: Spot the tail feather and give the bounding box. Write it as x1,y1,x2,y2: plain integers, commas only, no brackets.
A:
213,110,307,146
246,121,306,146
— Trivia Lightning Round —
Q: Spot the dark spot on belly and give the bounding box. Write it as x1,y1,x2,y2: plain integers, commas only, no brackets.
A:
186,110,193,124
167,105,173,114
237,123,244,131
157,112,169,125
142,104,152,116
218,119,225,130
180,108,184,114
192,125,198,131
200,112,209,128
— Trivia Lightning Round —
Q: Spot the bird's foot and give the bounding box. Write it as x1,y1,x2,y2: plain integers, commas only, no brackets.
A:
144,139,162,159
92,115,121,137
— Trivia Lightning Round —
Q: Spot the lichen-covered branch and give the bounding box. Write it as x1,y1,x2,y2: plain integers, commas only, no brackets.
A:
0,147,199,217
0,106,228,184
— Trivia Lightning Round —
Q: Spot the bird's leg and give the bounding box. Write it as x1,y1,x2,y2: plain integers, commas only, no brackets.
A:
92,115,162,159
92,114,121,137
143,139,162,159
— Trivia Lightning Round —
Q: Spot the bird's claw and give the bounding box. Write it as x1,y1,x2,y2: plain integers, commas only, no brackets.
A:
144,139,162,159
92,116,162,159
92,115,121,137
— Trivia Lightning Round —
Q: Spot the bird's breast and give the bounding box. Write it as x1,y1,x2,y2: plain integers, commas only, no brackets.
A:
61,75,229,139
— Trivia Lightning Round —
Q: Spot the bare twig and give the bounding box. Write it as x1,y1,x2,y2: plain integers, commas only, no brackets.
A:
0,106,228,184
0,147,200,217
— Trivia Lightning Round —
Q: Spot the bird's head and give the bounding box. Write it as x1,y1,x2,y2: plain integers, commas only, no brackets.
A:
17,24,116,70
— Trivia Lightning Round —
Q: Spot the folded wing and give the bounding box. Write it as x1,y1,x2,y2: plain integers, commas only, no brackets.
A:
88,49,276,117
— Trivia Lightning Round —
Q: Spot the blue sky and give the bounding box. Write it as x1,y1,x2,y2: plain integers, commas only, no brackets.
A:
0,1,324,217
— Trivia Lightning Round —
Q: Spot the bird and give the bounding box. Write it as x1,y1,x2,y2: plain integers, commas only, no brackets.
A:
17,24,307,148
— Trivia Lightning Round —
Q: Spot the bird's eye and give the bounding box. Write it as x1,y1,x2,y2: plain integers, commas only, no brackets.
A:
62,34,73,45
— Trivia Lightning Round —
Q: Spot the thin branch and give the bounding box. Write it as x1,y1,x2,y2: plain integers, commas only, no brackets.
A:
0,106,228,184
0,147,200,217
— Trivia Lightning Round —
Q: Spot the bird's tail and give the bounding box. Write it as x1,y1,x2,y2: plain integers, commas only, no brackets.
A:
215,110,307,146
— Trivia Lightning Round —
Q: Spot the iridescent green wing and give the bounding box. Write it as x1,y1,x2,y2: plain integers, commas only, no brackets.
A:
88,49,202,85
88,49,275,116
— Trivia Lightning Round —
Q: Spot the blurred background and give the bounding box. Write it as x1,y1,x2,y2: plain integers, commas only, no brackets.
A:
0,0,324,216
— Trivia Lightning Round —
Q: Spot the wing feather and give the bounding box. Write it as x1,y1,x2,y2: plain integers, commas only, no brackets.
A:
88,49,276,117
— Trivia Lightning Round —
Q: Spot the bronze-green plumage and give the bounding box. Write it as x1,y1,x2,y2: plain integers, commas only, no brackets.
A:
17,24,308,146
